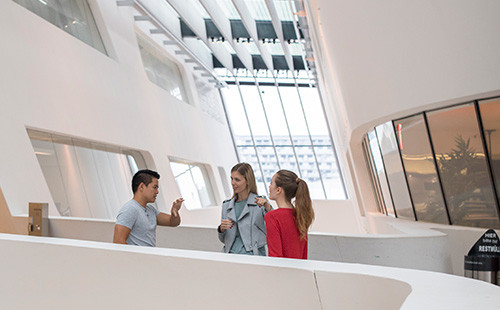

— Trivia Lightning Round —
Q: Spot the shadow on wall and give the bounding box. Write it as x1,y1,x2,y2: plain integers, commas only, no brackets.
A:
316,271,412,309
0,186,27,234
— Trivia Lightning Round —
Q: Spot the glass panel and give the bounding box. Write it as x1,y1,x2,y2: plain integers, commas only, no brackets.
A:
427,103,500,228
394,114,448,224
218,166,232,198
170,162,202,210
280,87,310,139
479,98,500,205
137,35,189,103
28,129,144,218
367,130,395,216
221,85,252,146
314,145,346,199
13,0,107,54
256,146,279,187
275,146,298,172
51,135,91,218
376,122,414,219
259,85,292,145
239,85,273,146
169,160,217,209
295,146,325,199
31,133,71,216
92,146,127,217
299,87,330,140
73,140,108,218
236,148,266,195
190,166,213,207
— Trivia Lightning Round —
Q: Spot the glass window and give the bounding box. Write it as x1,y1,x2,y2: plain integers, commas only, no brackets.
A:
394,114,448,224
295,146,324,199
169,159,216,210
220,83,346,200
13,0,107,55
28,129,145,218
218,166,231,198
221,85,252,146
427,103,500,228
367,130,395,216
376,122,414,220
314,145,345,199
239,85,274,146
479,98,500,206
137,34,189,103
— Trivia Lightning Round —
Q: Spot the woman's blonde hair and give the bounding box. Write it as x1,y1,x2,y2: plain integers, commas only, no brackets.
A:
231,163,258,197
274,170,314,239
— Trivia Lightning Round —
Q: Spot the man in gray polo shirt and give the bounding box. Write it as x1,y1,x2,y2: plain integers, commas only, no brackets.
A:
113,169,183,247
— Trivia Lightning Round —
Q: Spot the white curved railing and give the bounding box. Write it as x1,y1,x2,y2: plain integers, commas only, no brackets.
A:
0,233,499,309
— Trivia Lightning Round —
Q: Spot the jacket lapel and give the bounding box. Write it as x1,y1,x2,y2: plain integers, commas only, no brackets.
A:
226,198,236,222
237,192,257,221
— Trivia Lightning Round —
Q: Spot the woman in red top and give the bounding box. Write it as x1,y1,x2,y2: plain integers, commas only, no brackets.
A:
260,170,314,259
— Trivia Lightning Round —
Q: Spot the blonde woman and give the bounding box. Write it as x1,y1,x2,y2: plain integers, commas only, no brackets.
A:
218,163,272,255
265,170,314,259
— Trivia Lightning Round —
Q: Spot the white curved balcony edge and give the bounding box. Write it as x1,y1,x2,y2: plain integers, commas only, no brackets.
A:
0,233,499,309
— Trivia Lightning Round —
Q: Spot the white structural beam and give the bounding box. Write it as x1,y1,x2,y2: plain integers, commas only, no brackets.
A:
232,0,274,71
138,0,182,39
199,0,253,71
166,0,234,72
134,0,227,86
265,0,295,72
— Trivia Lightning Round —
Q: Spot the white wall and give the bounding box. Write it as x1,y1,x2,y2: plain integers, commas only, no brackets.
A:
42,215,472,275
2,233,499,310
307,0,500,214
0,1,236,225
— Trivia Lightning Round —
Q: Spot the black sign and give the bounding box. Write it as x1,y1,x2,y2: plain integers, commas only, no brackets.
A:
467,229,500,256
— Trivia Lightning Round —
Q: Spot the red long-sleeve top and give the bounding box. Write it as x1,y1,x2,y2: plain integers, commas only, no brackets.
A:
264,208,307,259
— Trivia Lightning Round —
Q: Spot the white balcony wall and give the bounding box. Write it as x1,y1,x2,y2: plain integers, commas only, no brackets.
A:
0,0,236,226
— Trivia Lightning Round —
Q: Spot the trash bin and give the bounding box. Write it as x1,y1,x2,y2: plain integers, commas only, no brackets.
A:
464,255,498,285
464,229,500,285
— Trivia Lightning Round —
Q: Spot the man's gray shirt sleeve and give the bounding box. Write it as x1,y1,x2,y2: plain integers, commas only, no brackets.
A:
116,203,139,229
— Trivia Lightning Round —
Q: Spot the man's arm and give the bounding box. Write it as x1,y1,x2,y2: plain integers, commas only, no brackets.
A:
157,198,183,227
113,224,131,244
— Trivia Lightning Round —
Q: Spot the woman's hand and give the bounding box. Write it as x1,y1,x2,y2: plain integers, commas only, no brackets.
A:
219,219,233,233
255,196,272,212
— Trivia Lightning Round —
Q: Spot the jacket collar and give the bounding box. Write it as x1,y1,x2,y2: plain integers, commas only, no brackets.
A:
227,192,258,221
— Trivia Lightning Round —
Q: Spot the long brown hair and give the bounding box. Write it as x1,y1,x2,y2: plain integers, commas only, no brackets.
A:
231,163,258,197
274,170,314,239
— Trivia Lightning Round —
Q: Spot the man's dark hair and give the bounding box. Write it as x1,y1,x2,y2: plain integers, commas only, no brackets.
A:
132,169,160,193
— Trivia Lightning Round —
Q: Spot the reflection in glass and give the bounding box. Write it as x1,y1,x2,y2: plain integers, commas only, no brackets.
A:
169,160,216,210
479,98,500,206
427,103,500,228
367,130,395,216
28,129,141,219
394,114,448,224
376,122,414,220
137,35,188,103
13,0,107,54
